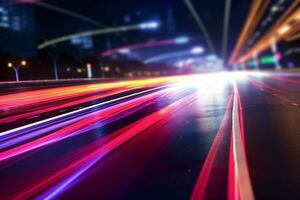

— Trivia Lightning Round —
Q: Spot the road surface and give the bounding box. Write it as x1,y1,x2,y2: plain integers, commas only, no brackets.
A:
0,71,299,199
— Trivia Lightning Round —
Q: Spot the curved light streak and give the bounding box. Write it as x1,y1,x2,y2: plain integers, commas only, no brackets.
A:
38,24,140,50
14,1,107,28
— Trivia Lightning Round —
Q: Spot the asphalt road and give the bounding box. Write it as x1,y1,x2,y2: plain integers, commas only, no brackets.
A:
0,71,299,200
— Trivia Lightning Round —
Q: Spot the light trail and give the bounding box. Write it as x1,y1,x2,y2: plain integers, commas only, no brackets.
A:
0,77,175,112
0,85,170,138
222,0,232,61
15,1,107,28
268,76,300,84
101,37,189,57
286,32,300,42
0,86,180,161
228,0,270,64
248,76,298,106
0,73,257,199
0,75,209,141
9,93,197,200
33,2,107,28
183,0,216,54
102,39,173,57
237,3,300,64
0,86,177,148
191,73,255,199
248,77,278,92
2,72,300,199
0,87,130,123
144,50,193,64
37,22,157,49
229,81,254,200
191,91,233,200
0,75,213,155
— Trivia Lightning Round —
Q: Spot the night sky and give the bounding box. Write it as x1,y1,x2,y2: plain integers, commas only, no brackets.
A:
34,0,252,58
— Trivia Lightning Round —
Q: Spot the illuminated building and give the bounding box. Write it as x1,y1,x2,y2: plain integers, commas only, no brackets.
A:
0,0,36,57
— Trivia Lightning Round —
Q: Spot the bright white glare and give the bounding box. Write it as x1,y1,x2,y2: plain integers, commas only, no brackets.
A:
228,71,248,81
182,72,265,89
118,48,130,54
139,21,159,29
247,71,267,78
174,36,189,44
183,73,231,89
191,46,204,54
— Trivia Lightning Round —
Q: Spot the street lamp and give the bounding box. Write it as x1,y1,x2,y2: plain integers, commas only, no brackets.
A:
100,66,110,78
104,66,110,72
7,60,27,82
21,60,27,66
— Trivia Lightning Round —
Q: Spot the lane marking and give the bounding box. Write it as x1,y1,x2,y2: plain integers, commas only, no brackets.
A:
190,91,233,200
231,81,254,200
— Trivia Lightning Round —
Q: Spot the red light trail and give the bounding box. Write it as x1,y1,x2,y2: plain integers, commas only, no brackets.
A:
2,72,299,199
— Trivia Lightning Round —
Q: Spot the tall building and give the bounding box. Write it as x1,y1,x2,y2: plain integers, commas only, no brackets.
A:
0,1,36,58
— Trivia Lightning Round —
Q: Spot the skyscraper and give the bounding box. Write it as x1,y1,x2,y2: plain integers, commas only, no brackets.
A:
0,1,36,58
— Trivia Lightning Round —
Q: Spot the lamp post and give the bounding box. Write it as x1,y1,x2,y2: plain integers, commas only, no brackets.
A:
47,52,59,80
100,66,110,78
7,60,27,82
53,55,59,80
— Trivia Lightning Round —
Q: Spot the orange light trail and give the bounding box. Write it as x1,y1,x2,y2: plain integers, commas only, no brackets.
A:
228,0,270,64
237,2,300,64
